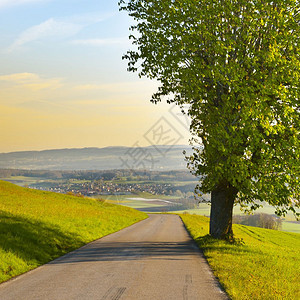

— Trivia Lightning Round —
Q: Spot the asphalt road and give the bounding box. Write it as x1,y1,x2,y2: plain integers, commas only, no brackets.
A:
0,214,228,300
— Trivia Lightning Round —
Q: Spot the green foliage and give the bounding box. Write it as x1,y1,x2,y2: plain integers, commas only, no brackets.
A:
0,181,147,283
119,0,300,218
181,214,300,300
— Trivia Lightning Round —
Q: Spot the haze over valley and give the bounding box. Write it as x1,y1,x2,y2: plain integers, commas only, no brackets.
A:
0,145,191,170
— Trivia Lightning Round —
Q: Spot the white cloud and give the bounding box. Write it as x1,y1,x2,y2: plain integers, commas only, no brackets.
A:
7,12,115,52
0,0,47,9
8,18,82,51
71,37,129,47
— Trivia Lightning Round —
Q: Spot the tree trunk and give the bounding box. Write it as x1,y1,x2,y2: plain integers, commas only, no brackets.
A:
209,182,238,239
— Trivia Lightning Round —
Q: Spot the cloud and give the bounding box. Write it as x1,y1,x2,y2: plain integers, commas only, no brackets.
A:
0,72,38,83
7,12,115,52
71,37,129,47
0,0,47,9
8,18,82,51
0,72,63,90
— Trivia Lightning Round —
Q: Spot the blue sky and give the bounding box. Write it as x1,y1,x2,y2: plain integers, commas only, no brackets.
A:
0,0,190,152
0,0,130,81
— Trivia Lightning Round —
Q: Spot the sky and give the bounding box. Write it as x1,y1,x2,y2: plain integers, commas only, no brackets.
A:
0,0,190,153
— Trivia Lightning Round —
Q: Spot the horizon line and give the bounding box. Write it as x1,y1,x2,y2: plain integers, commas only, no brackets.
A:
0,144,191,155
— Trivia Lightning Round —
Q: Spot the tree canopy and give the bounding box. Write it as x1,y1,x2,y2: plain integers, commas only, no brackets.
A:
119,0,300,237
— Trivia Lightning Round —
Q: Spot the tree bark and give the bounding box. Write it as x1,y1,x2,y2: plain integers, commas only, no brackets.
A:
209,181,238,239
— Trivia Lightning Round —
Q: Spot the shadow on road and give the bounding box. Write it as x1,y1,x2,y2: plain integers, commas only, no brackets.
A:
49,241,198,264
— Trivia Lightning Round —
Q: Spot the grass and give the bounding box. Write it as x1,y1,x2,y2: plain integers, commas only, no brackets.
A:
175,203,300,233
281,221,300,234
0,180,147,283
180,214,300,300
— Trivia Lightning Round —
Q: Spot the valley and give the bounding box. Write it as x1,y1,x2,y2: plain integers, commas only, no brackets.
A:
1,168,299,233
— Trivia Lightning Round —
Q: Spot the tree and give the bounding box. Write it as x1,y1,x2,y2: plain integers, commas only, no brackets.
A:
119,0,300,239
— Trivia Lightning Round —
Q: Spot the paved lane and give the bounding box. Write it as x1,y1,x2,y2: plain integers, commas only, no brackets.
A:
0,214,228,300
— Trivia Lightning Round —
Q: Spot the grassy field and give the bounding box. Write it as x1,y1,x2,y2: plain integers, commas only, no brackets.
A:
0,176,48,186
174,203,300,233
281,221,300,234
108,196,300,233
0,180,147,283
180,214,300,300
102,193,182,211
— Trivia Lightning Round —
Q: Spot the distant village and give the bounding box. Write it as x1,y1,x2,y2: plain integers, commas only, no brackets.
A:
0,169,198,199
42,181,177,197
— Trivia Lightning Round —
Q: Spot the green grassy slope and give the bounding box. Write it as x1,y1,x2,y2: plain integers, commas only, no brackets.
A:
180,214,300,300
0,181,147,283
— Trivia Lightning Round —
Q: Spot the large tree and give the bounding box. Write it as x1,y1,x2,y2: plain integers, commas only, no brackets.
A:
119,0,300,239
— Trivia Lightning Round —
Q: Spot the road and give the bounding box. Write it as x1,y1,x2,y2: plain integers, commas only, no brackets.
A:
0,214,228,300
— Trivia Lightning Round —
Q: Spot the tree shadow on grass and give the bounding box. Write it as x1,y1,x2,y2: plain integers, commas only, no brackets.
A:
194,234,256,258
0,211,85,268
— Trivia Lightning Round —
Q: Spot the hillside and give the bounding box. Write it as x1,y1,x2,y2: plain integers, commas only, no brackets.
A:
0,145,191,170
181,214,300,300
0,181,147,283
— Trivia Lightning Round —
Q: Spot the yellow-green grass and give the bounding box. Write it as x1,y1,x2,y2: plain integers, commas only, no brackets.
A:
0,181,147,283
180,214,300,300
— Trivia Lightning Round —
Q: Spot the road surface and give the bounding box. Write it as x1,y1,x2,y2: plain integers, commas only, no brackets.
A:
0,214,228,300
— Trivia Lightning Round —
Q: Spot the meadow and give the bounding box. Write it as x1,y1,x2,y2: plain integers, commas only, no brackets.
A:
106,195,300,233
174,203,300,234
0,180,147,283
180,214,300,300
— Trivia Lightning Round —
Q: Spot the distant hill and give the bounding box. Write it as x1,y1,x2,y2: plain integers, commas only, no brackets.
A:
0,145,192,170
